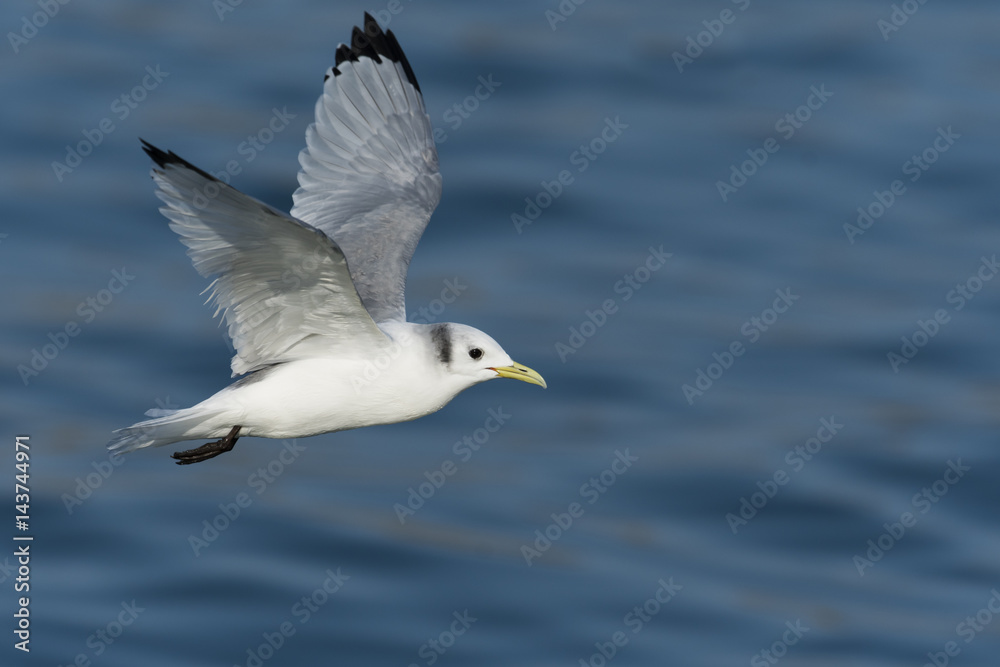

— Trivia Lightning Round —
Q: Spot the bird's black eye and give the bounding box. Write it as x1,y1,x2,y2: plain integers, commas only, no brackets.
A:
469,347,483,360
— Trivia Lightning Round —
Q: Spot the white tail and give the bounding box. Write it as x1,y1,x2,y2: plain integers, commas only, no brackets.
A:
108,407,218,453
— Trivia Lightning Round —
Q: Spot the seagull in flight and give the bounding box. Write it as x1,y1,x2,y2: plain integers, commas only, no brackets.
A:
109,13,545,465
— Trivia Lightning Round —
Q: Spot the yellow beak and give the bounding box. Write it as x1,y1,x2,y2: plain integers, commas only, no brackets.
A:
491,361,547,388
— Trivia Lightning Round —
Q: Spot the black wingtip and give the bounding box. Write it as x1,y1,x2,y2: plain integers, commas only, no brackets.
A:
139,138,170,168
384,28,420,94
139,138,220,182
330,13,421,93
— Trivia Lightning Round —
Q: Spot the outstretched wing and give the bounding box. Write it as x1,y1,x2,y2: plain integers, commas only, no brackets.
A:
290,12,442,324
141,140,390,376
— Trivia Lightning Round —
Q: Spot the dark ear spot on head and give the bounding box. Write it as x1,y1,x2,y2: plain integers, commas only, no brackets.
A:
431,324,451,364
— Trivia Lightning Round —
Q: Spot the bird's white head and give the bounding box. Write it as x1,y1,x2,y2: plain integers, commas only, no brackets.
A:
428,322,546,389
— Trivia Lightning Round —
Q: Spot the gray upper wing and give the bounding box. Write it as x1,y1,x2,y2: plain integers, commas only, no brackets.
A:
289,13,442,324
141,141,390,377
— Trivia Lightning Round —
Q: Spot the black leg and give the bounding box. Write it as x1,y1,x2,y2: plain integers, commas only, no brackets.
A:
171,425,242,465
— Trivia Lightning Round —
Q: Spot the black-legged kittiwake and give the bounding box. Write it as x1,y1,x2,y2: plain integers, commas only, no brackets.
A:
109,13,545,465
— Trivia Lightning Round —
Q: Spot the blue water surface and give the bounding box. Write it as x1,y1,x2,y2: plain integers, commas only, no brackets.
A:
3,1,1000,665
